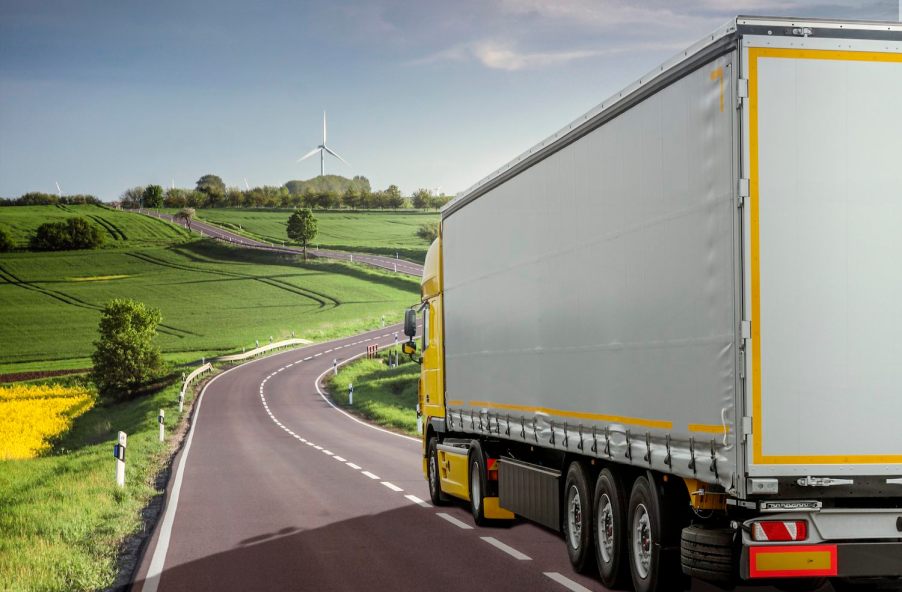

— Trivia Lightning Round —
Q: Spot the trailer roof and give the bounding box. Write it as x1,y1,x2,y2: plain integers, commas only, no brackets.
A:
444,15,902,218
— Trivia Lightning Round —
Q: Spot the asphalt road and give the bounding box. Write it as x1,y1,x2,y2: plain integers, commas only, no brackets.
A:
136,209,424,277
131,325,802,592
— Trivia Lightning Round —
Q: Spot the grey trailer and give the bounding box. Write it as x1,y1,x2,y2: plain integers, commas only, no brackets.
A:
422,15,902,592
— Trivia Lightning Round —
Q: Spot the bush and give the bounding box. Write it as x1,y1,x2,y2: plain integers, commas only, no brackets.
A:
91,299,164,401
0,228,11,252
29,217,104,251
416,222,439,242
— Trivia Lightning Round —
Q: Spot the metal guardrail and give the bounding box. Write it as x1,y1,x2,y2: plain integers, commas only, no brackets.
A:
214,338,312,362
179,363,212,412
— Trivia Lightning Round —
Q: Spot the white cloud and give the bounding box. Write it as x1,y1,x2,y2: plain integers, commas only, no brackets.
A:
412,39,682,71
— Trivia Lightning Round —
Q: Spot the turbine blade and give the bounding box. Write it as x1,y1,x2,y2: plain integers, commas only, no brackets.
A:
322,145,349,165
323,111,327,144
297,147,322,162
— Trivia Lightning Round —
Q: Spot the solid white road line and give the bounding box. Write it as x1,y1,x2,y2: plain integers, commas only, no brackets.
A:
543,572,592,592
140,360,250,592
381,481,403,492
362,471,380,480
436,512,473,530
405,494,431,508
480,537,531,560
313,356,419,443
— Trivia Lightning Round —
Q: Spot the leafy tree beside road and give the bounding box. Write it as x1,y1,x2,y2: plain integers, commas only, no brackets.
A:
177,207,196,230
287,208,317,259
91,299,163,400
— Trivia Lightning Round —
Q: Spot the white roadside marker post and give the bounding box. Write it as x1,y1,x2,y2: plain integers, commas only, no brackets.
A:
333,359,338,376
114,431,127,487
158,409,165,442
382,315,385,328
178,387,185,413
348,383,353,406
394,263,397,273
350,254,353,263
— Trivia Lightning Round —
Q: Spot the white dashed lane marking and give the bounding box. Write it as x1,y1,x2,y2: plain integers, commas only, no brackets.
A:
543,573,592,592
346,462,361,470
381,481,403,492
404,494,431,508
436,513,473,530
361,471,380,480
481,537,531,561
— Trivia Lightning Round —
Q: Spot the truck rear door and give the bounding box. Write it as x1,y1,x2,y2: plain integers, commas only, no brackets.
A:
741,34,902,478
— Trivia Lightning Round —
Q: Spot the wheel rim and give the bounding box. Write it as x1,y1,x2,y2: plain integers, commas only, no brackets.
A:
632,503,652,579
470,461,481,512
567,485,583,550
597,493,614,563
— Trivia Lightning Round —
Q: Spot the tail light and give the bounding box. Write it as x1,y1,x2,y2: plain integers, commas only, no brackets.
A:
751,520,808,542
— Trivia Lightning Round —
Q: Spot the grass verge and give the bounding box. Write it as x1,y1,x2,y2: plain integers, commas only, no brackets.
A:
0,374,201,591
325,347,418,435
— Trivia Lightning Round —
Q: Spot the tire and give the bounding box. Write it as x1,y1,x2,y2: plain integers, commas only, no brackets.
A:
593,468,631,589
680,525,736,588
426,437,449,506
468,441,488,526
628,475,689,592
562,462,595,574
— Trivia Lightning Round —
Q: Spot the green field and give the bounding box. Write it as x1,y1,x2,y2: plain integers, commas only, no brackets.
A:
0,237,418,374
179,209,438,262
0,375,200,591
326,347,418,435
0,204,190,249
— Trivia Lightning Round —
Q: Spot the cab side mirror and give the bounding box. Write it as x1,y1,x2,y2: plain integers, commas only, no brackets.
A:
402,341,417,356
404,308,417,338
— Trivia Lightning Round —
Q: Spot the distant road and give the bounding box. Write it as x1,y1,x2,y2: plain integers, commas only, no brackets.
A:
136,209,423,277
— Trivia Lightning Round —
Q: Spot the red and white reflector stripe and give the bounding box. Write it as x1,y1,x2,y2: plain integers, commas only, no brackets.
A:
751,520,808,542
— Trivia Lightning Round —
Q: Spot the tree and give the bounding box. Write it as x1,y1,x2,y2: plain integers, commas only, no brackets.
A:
143,184,164,208
412,188,432,210
196,174,225,202
29,217,104,251
384,185,405,209
176,207,196,230
286,208,317,259
120,186,146,209
0,227,12,252
164,188,188,208
91,299,163,400
416,222,439,242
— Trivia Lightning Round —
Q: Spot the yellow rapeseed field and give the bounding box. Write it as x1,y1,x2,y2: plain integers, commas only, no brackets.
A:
0,384,94,459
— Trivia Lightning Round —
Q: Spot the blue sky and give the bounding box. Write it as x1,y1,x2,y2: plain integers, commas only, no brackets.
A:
0,0,897,200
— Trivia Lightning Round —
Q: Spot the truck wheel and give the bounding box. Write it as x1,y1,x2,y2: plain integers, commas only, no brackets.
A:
628,475,688,592
680,525,736,587
594,468,630,589
426,437,449,506
562,462,595,573
468,441,488,526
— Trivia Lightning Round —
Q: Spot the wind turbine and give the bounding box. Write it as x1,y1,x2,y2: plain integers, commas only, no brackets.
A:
297,112,349,177
55,182,62,197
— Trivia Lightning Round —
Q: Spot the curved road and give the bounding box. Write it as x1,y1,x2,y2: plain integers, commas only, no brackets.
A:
136,209,423,277
131,326,797,592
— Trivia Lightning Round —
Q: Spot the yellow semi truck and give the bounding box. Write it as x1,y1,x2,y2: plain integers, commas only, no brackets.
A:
402,15,902,592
